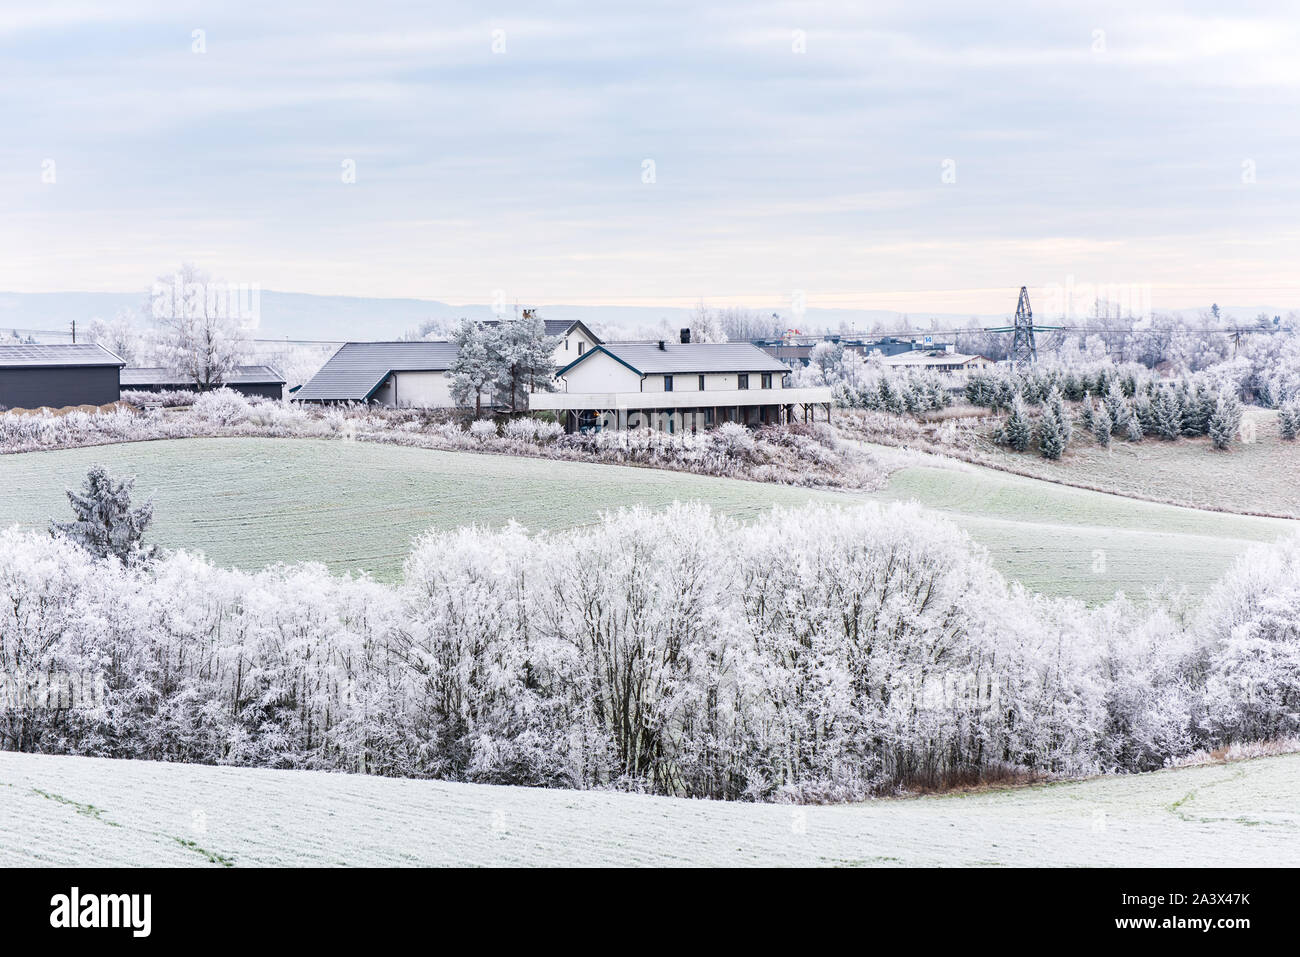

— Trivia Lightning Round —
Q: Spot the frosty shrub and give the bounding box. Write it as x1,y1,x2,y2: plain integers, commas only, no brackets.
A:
48,465,157,566
468,419,498,440
1200,535,1300,743
714,421,756,460
502,417,563,443
191,388,253,425
1280,401,1300,440
121,389,196,407
11,501,1292,799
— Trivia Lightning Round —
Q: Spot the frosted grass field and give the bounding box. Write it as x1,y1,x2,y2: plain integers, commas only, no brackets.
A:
878,464,1297,603
2,750,1296,867
0,436,1293,600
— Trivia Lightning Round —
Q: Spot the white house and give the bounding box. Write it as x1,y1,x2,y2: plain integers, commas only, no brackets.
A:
528,336,834,432
294,341,461,407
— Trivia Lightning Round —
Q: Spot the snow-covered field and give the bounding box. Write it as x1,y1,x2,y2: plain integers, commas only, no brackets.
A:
1,751,1295,866
0,436,1291,601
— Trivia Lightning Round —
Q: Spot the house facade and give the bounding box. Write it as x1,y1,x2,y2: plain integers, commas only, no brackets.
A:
529,337,833,432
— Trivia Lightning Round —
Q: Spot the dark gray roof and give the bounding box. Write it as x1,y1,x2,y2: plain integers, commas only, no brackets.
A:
579,342,790,376
121,365,285,387
294,341,459,401
0,343,124,368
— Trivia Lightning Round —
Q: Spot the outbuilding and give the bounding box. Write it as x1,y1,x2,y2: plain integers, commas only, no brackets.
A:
0,343,124,411
294,341,462,406
120,365,286,400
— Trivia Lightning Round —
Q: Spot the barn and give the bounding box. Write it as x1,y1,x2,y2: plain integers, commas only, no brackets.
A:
120,365,286,400
0,343,124,411
294,341,462,406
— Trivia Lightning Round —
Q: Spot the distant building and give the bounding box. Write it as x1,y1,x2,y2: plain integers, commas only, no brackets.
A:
529,333,833,432
294,341,462,406
875,351,994,372
121,365,286,400
755,334,944,366
0,343,124,410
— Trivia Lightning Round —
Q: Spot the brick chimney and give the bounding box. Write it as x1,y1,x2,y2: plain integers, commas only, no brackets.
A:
680,328,691,344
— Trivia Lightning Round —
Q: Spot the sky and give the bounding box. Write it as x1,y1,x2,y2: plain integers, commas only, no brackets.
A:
3,0,1299,316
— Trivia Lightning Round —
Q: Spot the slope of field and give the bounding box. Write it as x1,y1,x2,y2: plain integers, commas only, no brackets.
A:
956,407,1300,518
875,463,1296,603
1,750,1295,867
0,438,847,580
0,436,1293,601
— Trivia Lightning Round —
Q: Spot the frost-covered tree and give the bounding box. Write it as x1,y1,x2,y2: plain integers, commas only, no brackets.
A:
447,319,497,417
1277,401,1299,440
1207,392,1243,450
150,263,251,390
1037,409,1065,460
1092,402,1113,448
494,311,559,413
49,465,157,565
1000,395,1033,451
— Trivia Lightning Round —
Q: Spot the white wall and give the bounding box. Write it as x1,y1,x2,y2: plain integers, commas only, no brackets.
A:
561,350,642,392
554,326,599,367
371,371,458,408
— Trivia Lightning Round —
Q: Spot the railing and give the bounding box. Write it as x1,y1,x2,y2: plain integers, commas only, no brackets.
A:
527,387,834,411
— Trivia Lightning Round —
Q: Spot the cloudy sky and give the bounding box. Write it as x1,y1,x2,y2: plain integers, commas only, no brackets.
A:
3,1,1298,314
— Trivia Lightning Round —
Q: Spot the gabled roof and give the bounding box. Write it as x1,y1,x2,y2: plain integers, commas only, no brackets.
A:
294,341,459,401
121,365,286,387
558,342,790,378
0,343,124,368
483,318,602,344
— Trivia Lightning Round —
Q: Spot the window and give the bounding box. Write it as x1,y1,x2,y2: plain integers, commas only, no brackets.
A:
761,372,772,389
698,374,705,391
578,342,585,355
664,374,673,392
738,374,749,390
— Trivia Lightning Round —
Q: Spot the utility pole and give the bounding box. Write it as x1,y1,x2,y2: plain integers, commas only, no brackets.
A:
70,320,76,343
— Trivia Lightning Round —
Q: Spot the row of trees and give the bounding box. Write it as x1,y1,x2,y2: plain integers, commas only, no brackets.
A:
13,497,1300,799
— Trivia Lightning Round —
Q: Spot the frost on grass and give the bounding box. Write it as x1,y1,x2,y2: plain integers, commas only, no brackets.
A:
0,388,879,489
3,503,1299,803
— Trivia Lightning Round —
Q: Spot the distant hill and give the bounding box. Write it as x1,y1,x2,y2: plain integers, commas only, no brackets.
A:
0,289,1289,343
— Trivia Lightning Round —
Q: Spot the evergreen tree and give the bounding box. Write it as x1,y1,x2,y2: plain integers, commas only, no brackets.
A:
1046,385,1072,444
1079,392,1095,433
1037,410,1065,460
1125,409,1144,443
1001,395,1033,451
1279,401,1300,441
1207,392,1243,450
1092,402,1113,449
1153,389,1182,440
49,465,157,565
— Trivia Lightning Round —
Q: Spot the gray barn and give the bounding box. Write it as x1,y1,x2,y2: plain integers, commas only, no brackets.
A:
0,344,124,410
120,365,286,400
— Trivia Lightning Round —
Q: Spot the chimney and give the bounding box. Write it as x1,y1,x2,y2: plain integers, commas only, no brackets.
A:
680,328,691,344
658,339,666,350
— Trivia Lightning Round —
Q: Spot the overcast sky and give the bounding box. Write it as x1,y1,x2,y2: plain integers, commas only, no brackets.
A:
3,1,1298,315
